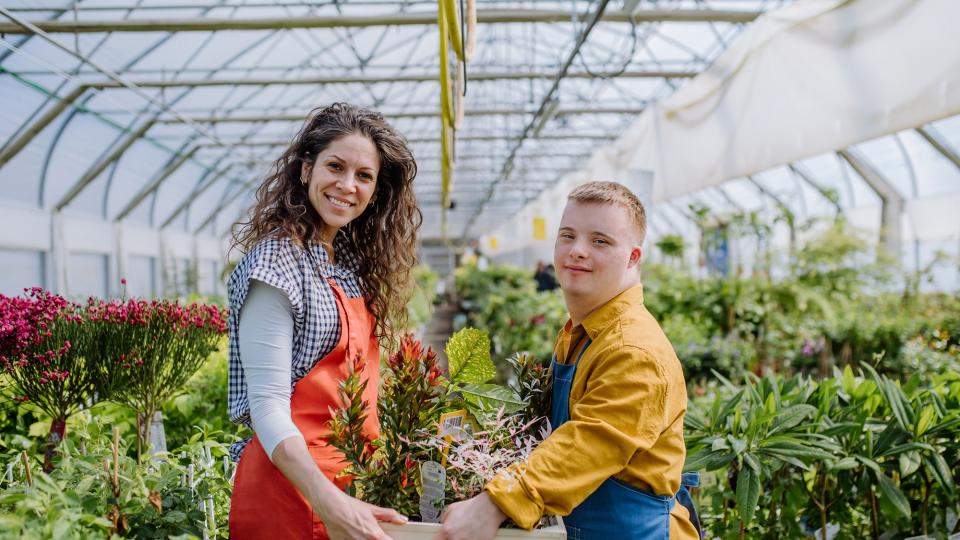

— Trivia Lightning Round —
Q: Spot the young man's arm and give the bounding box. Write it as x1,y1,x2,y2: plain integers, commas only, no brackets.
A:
438,347,669,537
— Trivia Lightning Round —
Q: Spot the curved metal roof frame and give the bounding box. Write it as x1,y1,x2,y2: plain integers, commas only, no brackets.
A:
1,0,831,243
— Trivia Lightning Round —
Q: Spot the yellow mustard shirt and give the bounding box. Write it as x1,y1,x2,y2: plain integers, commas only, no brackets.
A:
485,285,697,539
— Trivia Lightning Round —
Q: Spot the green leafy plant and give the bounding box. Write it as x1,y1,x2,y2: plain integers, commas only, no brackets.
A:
686,366,960,539
0,418,234,539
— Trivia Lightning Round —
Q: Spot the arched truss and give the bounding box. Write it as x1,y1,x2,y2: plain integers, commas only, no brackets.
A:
1,0,958,295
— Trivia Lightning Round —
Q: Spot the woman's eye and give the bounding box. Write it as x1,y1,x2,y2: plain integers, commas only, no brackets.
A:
327,162,342,170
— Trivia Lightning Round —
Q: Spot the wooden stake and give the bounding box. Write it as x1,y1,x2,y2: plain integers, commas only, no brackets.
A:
112,427,120,489
20,451,32,487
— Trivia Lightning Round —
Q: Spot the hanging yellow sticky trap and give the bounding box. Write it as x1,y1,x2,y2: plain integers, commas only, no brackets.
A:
533,217,546,241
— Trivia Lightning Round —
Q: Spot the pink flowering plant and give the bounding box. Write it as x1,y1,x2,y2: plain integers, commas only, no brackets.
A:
0,288,92,469
83,297,226,460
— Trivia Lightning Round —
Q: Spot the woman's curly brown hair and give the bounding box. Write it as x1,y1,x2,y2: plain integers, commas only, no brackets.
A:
231,103,421,346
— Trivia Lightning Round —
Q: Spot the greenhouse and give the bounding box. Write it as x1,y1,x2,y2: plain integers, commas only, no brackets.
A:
0,0,958,538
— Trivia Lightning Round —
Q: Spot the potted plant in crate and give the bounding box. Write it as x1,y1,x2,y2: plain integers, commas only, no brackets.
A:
327,329,565,539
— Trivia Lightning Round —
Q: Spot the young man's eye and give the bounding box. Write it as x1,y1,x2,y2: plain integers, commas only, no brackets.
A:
593,238,608,245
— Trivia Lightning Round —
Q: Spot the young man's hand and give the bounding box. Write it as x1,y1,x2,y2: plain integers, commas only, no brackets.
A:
435,492,507,540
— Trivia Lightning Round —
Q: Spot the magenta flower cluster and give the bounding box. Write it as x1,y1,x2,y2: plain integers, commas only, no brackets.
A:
0,288,79,375
85,297,227,334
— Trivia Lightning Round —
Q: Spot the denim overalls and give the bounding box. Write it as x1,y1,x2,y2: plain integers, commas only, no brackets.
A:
551,339,702,540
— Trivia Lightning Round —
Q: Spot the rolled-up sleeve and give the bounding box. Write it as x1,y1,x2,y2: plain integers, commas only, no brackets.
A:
485,346,668,529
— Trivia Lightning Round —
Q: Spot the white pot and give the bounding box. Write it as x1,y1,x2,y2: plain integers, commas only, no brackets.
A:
381,516,565,540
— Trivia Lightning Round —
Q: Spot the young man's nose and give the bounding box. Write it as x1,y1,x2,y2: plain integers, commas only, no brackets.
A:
568,240,589,259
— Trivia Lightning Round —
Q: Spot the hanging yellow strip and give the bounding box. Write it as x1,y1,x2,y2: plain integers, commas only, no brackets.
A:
440,0,464,60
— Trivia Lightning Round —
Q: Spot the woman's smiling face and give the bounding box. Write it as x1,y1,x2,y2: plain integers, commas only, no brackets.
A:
302,133,380,240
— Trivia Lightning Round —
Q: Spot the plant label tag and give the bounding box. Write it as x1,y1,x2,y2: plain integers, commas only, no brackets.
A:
438,409,468,438
419,460,446,523
438,409,469,467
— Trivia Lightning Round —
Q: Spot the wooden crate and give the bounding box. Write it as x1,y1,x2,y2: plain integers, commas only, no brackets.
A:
380,516,566,539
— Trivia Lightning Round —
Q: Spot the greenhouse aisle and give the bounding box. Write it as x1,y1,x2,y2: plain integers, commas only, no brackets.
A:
420,301,457,370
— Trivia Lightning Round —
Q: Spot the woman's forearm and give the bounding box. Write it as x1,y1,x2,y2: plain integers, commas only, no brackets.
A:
271,435,344,514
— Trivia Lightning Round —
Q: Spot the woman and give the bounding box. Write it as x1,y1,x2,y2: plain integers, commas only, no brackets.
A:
227,103,421,539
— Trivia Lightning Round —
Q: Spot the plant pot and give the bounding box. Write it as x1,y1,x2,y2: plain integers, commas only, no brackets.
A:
381,516,565,539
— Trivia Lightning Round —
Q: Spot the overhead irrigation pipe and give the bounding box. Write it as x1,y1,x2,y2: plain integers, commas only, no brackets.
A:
463,0,612,239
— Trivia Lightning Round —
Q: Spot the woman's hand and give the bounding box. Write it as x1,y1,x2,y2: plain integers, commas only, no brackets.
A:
315,489,407,540
270,436,406,540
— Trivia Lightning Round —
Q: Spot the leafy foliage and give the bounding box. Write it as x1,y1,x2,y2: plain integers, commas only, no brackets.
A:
686,367,960,539
0,417,234,539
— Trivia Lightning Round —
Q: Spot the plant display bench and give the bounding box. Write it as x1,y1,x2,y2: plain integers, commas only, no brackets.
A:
381,516,566,540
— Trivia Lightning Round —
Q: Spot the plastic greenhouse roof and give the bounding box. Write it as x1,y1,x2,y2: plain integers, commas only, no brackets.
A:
0,0,958,249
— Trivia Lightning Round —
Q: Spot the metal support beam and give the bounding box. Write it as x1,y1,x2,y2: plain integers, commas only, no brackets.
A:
159,106,647,124
104,69,694,89
198,133,618,147
10,1,441,10
0,86,86,169
837,149,903,259
0,9,762,34
787,163,842,213
745,175,789,210
916,126,960,173
194,180,255,234
160,163,240,228
464,0,616,237
52,119,158,211
0,6,223,173
0,68,650,169
115,145,200,220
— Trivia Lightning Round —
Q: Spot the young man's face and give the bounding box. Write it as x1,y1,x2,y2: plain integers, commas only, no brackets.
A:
553,200,643,306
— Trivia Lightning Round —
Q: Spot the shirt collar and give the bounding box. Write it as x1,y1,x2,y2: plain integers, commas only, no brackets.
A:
562,284,645,341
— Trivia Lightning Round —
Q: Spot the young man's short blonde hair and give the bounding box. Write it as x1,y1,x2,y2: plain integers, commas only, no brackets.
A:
568,181,647,243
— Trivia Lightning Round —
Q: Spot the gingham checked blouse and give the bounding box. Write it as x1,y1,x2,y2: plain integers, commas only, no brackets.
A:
227,234,364,461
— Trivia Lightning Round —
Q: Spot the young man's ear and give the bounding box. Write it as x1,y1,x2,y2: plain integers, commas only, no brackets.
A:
628,245,643,268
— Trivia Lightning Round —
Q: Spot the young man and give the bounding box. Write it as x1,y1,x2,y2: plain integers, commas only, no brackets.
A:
437,181,700,540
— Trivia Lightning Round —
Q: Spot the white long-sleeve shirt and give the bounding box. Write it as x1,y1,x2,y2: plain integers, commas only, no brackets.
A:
237,280,303,460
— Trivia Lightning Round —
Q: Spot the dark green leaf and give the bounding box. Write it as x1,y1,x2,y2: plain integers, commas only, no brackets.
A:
736,466,761,525
876,472,910,520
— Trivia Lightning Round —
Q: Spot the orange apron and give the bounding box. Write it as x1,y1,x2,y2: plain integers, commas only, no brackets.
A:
229,279,380,539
